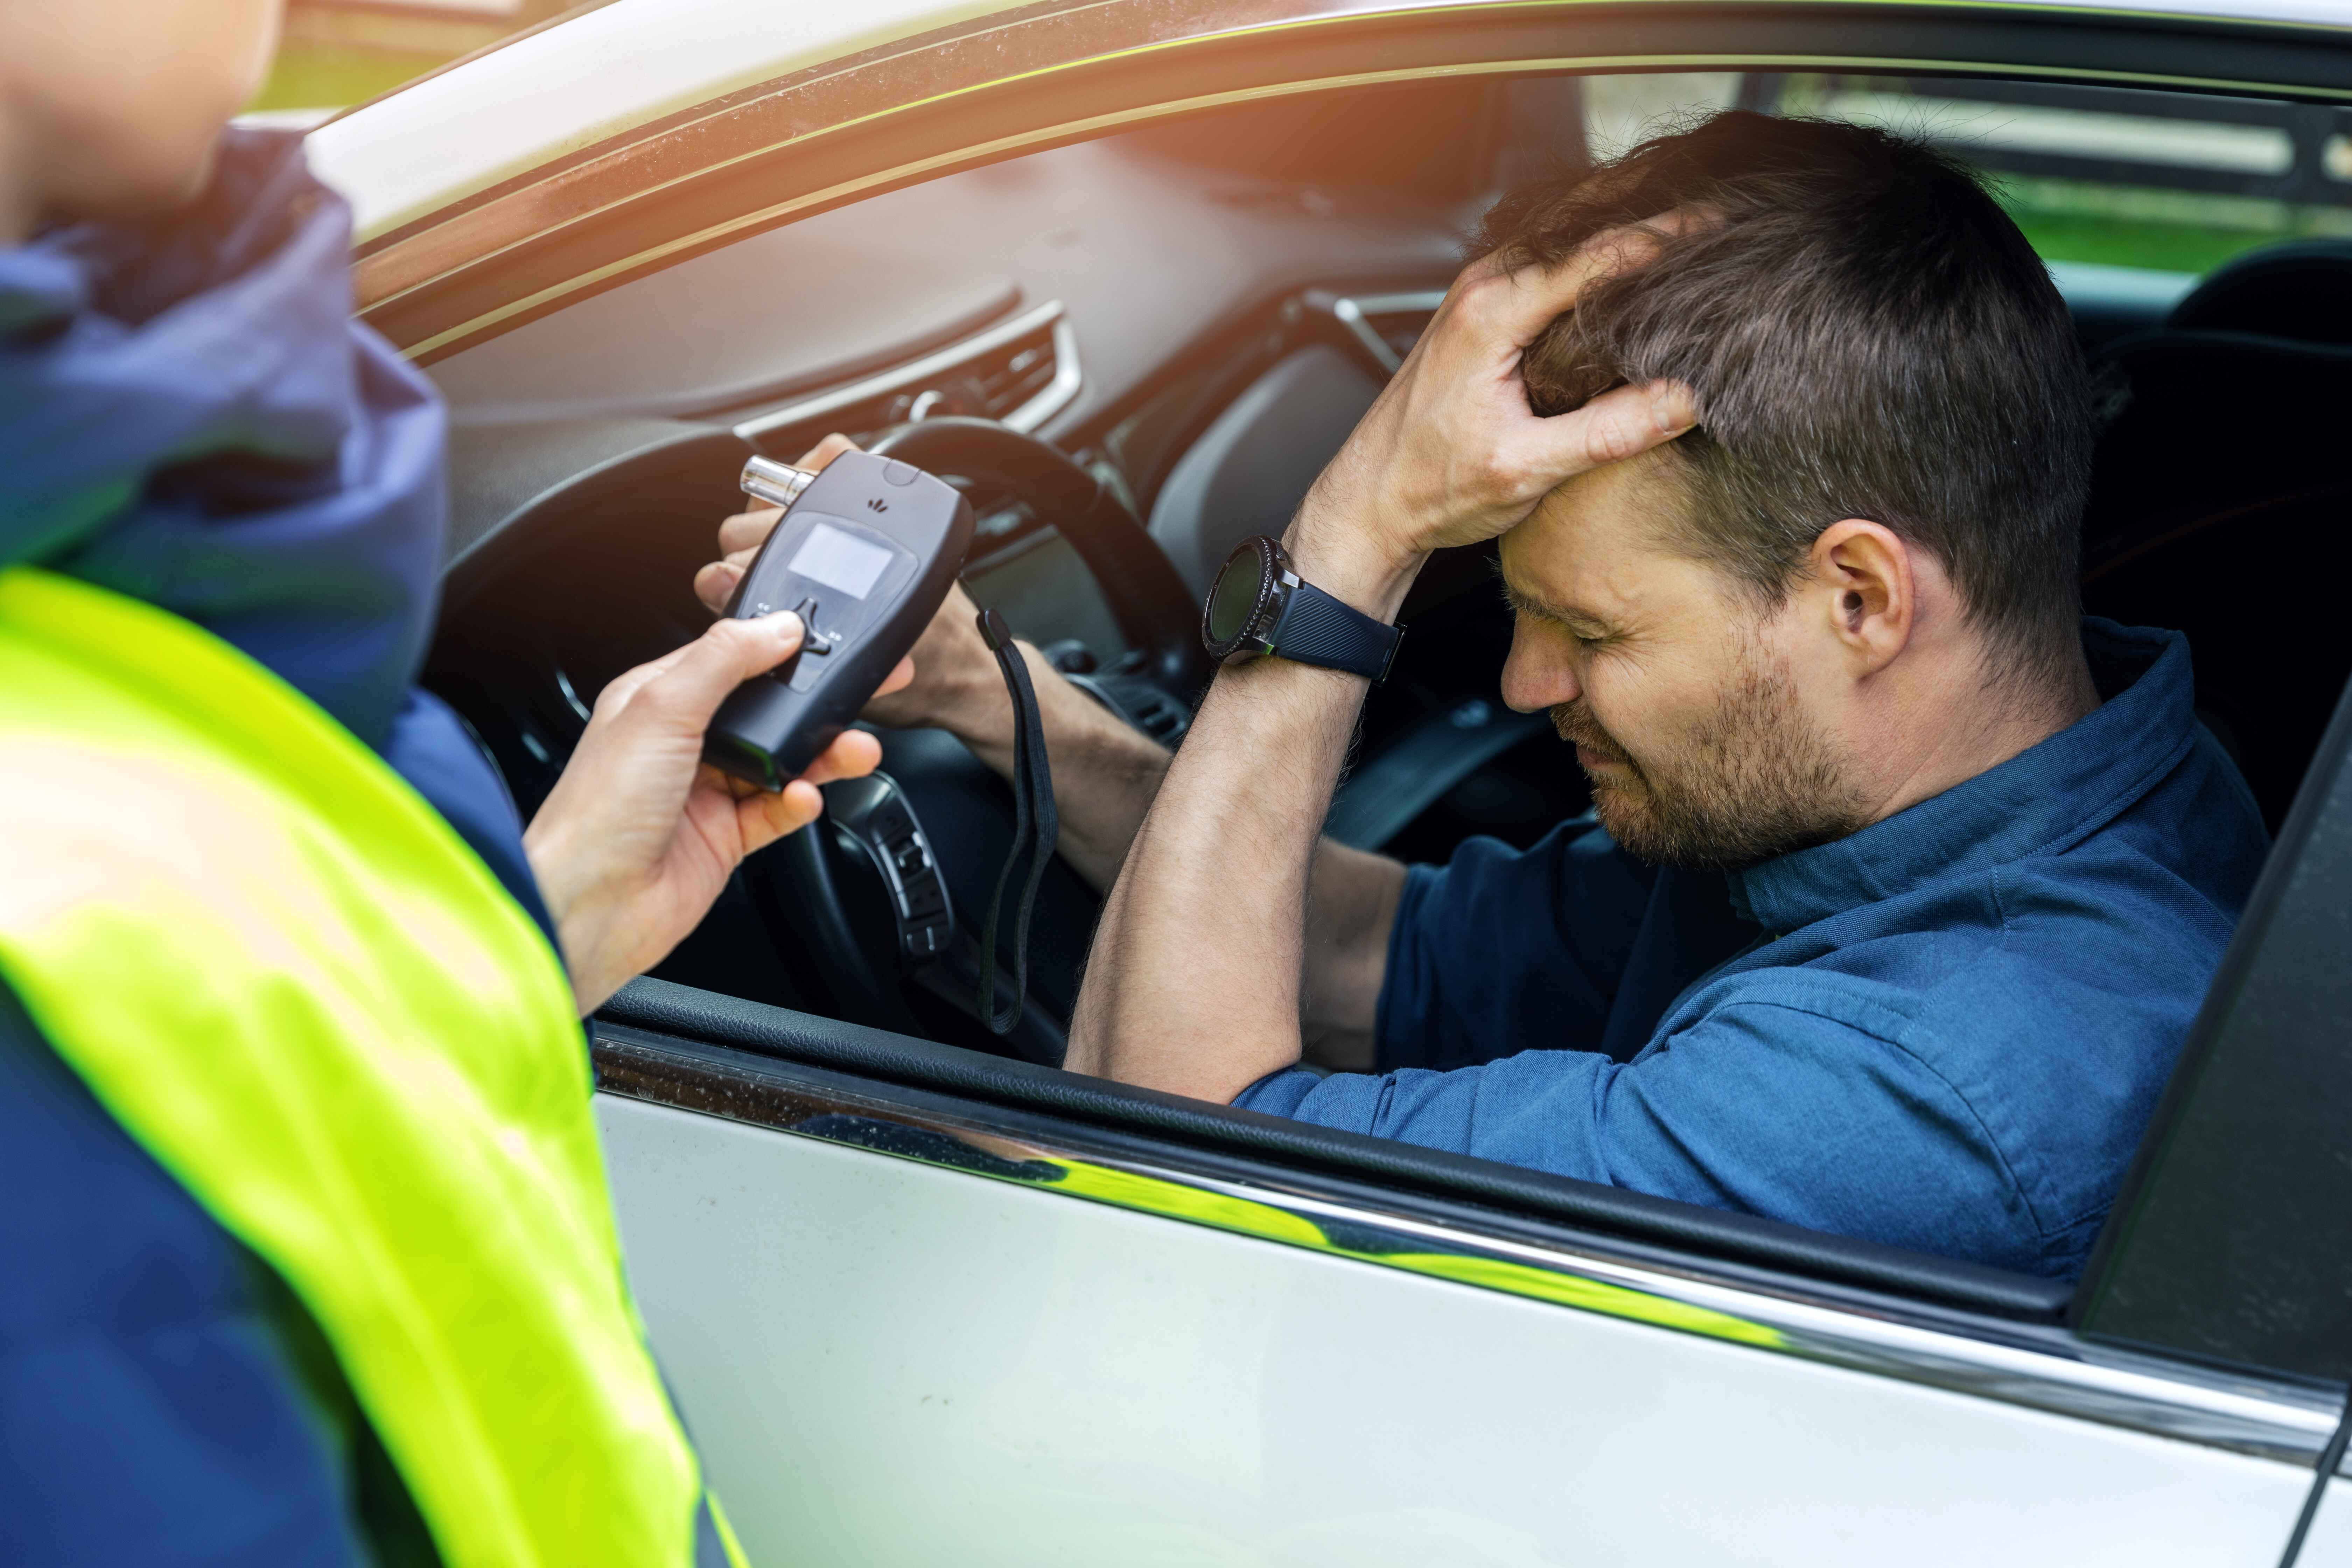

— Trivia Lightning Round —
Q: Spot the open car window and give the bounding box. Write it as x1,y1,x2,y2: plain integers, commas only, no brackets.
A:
415,60,2352,1408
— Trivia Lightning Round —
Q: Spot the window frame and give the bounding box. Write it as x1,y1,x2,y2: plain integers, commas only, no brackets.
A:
2078,665,2352,1386
340,0,2352,360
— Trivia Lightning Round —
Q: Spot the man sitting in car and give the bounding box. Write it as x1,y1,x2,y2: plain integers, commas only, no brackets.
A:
700,112,2268,1278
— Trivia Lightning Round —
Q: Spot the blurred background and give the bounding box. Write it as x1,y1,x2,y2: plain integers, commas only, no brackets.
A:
1590,71,2352,278
246,0,573,124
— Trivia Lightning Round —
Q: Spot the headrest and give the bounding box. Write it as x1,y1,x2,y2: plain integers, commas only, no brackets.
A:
2167,238,2352,345
2083,326,2352,542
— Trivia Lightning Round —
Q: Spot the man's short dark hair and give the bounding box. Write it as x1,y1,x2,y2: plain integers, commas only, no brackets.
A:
1477,110,2094,687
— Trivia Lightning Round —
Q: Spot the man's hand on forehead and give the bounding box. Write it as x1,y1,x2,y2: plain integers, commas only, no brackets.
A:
1289,212,1700,610
1456,206,1699,336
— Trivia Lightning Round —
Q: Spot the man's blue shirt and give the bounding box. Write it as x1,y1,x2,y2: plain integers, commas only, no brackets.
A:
1238,620,2269,1278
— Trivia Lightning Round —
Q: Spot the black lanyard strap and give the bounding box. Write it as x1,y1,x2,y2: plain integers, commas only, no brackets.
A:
974,608,1059,1034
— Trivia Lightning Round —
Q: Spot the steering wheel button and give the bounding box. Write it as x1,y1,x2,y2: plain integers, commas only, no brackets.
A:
901,877,946,920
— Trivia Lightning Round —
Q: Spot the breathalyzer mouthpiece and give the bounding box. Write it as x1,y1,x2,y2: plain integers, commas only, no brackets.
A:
740,454,819,511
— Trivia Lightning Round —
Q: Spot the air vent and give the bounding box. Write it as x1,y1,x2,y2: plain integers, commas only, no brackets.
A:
735,302,1080,453
967,318,1062,420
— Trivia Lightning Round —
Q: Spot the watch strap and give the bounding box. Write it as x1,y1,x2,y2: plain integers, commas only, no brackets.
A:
1269,577,1402,681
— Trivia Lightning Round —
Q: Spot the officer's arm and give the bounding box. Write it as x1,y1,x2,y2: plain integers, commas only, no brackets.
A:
524,613,911,1015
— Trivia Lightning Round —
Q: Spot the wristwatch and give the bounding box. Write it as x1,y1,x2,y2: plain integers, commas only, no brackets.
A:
1200,535,1403,681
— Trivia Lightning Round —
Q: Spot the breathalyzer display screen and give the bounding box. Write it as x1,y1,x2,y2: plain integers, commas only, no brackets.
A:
787,522,895,600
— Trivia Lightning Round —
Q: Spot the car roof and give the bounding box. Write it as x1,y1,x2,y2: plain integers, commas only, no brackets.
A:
312,0,1036,239
307,0,2352,243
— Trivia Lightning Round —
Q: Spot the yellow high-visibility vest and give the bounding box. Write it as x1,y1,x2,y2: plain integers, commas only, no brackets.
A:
0,565,744,1568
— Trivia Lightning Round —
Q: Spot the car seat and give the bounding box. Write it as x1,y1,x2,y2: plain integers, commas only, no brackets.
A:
2079,239,2352,828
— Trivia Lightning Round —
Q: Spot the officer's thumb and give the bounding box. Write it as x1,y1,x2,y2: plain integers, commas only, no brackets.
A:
631,612,805,736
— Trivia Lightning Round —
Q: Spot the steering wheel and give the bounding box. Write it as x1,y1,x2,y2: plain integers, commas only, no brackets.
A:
870,418,1207,692
747,417,1208,1057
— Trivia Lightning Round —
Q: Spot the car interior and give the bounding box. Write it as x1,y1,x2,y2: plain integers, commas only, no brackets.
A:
418,69,2352,1317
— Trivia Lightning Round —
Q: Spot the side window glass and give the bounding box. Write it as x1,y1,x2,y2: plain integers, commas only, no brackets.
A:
1580,73,2352,284
1581,72,1745,161
1761,75,2352,280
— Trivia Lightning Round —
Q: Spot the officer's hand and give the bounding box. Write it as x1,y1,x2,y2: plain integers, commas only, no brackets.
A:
523,610,914,1015
695,434,1002,739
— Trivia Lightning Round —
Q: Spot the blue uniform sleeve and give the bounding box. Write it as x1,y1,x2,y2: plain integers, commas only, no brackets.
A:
1375,819,1657,1072
1242,978,2053,1273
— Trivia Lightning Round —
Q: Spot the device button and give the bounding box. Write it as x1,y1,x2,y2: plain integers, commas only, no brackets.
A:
791,594,844,652
882,460,921,487
786,632,834,685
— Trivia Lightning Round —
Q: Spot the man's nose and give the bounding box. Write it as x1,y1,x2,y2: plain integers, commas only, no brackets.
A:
1499,629,1581,714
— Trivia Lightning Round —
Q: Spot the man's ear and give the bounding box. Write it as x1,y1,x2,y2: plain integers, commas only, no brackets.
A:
1807,519,1915,676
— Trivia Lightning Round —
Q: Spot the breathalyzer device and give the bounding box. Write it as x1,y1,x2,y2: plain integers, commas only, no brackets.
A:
704,450,974,791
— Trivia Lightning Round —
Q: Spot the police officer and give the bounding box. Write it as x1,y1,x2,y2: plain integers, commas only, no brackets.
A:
0,4,900,1562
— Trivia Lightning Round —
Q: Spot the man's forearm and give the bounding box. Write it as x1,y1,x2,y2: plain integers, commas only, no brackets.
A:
1054,234,1699,1097
933,642,1171,890
1302,841,1406,1070
930,635,1402,1057
1064,653,1373,1096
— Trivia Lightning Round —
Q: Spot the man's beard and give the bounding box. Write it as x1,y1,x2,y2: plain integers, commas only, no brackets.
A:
1551,640,1868,872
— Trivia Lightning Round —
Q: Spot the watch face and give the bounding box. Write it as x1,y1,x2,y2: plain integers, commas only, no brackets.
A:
1205,546,1267,648
1205,536,1289,660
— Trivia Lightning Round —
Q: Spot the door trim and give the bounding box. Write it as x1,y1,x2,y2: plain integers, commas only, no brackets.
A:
595,1026,2351,1472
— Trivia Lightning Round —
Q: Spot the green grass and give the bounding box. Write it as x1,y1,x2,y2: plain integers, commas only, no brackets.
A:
1989,175,2352,277
2004,210,2286,275
1767,77,2352,277
247,42,455,112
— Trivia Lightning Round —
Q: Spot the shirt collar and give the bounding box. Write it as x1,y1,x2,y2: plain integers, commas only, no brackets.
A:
1724,619,2198,932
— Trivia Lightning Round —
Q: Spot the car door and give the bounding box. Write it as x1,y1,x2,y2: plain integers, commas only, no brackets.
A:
589,868,2347,1567
590,661,2352,1561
